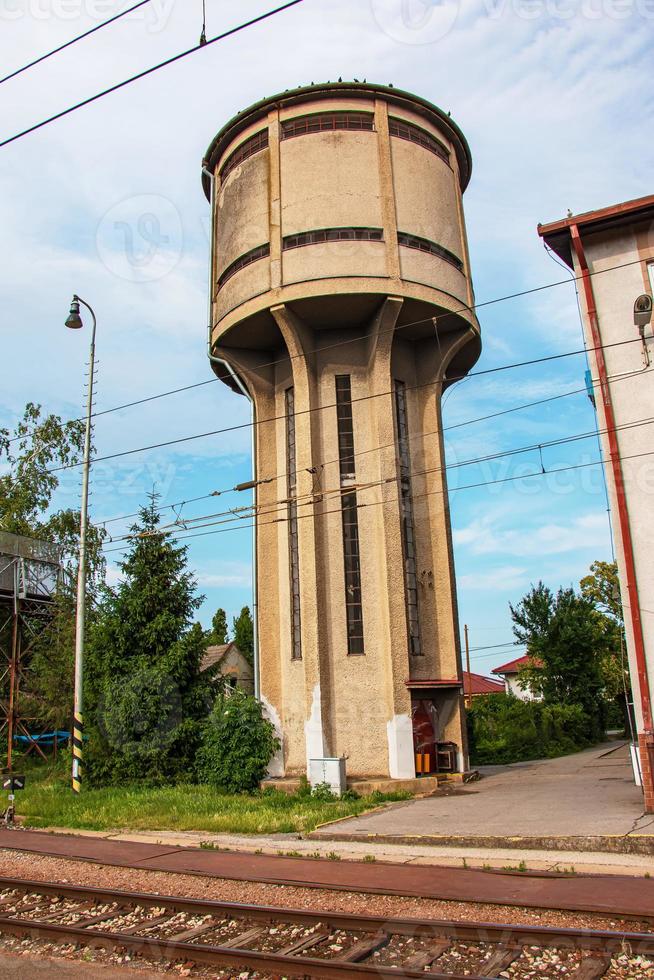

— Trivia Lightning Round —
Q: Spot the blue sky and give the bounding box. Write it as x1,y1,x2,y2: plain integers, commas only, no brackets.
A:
1,0,652,673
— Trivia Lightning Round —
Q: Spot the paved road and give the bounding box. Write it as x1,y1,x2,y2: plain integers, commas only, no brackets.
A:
313,742,652,841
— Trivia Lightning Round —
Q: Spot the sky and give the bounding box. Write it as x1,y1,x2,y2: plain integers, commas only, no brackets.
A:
1,0,652,674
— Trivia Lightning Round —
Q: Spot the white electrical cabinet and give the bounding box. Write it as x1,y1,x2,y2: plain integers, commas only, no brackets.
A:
309,757,347,796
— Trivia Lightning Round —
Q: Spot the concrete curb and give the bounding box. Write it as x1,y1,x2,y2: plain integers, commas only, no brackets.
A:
307,831,654,855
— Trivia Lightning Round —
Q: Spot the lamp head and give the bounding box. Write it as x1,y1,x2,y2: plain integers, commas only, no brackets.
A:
634,293,653,329
65,297,83,330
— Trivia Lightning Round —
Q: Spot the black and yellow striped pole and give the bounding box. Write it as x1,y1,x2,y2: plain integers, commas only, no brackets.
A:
72,713,83,793
65,295,97,794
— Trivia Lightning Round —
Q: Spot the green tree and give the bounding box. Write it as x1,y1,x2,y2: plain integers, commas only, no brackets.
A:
0,403,106,741
233,606,254,666
85,498,212,785
580,560,629,710
511,583,608,739
21,592,78,733
206,607,229,645
196,690,279,792
509,581,554,649
580,560,623,623
0,402,105,586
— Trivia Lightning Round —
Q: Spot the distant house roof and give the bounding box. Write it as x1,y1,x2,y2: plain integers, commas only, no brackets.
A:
492,654,541,676
202,641,240,672
462,671,504,695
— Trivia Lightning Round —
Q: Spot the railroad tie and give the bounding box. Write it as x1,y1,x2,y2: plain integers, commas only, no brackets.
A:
572,953,613,978
73,905,129,929
478,944,523,976
338,929,389,963
119,912,173,936
278,930,331,955
39,901,96,922
169,918,218,943
230,925,267,948
404,939,451,970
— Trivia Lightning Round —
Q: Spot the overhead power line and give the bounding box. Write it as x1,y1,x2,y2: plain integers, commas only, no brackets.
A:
0,0,152,86
103,444,654,554
0,0,306,149
101,415,654,550
102,410,654,543
6,253,647,449
45,330,649,477
468,641,520,653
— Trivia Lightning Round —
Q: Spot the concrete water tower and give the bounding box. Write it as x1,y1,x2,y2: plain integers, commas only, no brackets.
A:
201,83,481,782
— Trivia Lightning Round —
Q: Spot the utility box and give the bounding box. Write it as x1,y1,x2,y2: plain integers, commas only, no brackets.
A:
309,757,347,796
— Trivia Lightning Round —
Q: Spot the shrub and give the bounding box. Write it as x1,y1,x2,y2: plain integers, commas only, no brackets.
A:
467,694,591,766
196,690,280,793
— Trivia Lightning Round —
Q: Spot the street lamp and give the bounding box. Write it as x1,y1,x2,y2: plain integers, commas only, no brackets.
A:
65,295,97,794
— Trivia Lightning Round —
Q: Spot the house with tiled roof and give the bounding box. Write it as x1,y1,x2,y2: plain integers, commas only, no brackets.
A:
462,671,504,704
201,641,254,694
492,654,542,701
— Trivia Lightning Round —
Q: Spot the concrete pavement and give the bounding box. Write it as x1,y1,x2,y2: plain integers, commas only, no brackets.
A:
311,742,654,852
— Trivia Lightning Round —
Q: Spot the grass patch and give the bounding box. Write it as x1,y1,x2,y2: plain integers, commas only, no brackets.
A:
15,763,410,835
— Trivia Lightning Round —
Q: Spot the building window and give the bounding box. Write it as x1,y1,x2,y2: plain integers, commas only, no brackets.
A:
283,227,383,251
397,231,463,273
285,387,302,662
388,117,450,164
335,375,364,655
395,381,421,656
219,129,269,184
217,243,270,289
281,111,374,140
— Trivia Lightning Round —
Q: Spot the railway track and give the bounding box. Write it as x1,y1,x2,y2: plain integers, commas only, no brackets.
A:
0,876,652,978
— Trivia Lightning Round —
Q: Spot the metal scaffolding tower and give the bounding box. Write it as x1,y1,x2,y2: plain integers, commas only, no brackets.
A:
0,531,62,770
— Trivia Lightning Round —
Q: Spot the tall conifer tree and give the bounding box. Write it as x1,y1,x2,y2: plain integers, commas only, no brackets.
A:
86,497,211,784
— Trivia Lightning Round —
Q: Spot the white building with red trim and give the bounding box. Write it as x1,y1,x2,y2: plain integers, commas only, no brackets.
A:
539,194,654,813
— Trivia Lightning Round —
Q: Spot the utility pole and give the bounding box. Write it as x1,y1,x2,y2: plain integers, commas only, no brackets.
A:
65,295,97,794
464,624,471,708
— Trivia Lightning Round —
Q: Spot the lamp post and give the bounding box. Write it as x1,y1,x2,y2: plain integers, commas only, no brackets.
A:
65,295,96,794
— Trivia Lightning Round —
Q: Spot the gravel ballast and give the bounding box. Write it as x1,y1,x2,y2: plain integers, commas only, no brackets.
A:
0,848,652,978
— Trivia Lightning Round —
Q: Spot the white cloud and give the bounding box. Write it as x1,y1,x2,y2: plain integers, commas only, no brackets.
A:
196,562,252,589
454,509,610,558
458,564,528,592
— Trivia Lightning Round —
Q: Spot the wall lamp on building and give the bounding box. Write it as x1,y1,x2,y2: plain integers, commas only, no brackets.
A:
634,293,653,367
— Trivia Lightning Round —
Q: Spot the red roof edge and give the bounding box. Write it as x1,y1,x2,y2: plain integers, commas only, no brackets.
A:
492,654,541,675
462,671,505,695
537,193,654,267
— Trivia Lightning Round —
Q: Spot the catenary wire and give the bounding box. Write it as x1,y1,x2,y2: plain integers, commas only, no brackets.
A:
0,0,152,86
0,0,306,149
122,411,654,540
101,446,654,555
101,439,654,553
42,331,652,477
93,363,647,532
5,252,649,449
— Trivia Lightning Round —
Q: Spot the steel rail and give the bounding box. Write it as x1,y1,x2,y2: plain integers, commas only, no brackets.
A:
0,876,652,978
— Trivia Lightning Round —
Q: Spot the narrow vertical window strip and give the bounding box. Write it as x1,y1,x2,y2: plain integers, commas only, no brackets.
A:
285,387,302,661
395,380,422,656
335,375,364,656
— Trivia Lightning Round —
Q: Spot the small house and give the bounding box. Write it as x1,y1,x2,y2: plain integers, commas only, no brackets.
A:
201,641,254,694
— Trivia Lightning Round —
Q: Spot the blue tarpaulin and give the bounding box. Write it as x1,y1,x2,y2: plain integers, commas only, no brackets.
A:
13,731,70,745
